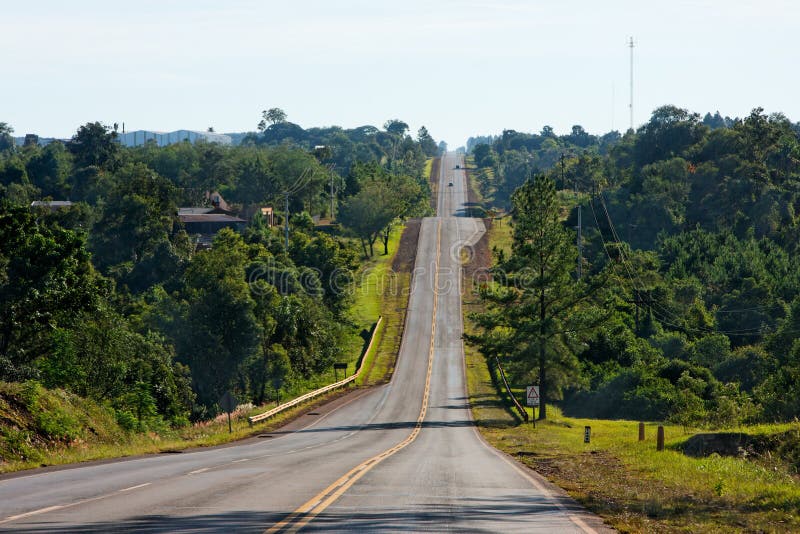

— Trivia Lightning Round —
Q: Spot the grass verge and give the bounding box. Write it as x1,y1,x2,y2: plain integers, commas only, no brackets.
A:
0,380,352,474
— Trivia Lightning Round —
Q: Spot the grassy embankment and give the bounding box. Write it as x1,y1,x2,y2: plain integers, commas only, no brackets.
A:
0,218,413,474
463,174,800,533
349,224,411,386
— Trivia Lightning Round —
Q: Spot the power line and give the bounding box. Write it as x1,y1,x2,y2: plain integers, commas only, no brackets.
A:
589,193,773,337
598,193,765,334
281,167,316,251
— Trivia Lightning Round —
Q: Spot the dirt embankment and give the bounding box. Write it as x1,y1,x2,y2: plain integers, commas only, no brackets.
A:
392,218,422,273
462,219,493,290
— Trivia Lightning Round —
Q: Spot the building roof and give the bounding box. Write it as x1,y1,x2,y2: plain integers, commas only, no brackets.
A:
179,213,246,224
30,200,73,208
116,130,232,148
178,207,215,215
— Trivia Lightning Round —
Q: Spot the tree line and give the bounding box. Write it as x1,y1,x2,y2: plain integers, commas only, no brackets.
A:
0,112,434,428
469,106,800,426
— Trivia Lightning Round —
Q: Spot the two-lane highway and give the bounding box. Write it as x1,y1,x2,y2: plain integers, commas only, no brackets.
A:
0,153,610,532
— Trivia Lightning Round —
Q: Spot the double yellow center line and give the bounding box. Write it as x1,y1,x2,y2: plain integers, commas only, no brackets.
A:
266,218,443,533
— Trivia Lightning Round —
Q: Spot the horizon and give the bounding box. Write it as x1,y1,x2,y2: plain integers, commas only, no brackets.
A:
3,1,798,147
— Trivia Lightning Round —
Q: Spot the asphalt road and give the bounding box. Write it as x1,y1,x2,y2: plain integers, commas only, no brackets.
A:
0,153,611,533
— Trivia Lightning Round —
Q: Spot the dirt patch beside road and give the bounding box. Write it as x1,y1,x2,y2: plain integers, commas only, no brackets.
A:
462,218,493,295
392,218,421,273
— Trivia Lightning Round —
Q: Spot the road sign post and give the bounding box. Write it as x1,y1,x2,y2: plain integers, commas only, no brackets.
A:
219,391,238,434
526,386,540,407
333,362,348,381
272,378,283,407
525,385,540,425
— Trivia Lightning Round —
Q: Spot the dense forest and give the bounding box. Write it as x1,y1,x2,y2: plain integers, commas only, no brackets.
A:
468,106,800,426
0,112,435,429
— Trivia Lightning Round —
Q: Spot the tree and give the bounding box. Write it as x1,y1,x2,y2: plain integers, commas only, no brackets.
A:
258,108,287,132
0,203,106,380
470,176,606,419
249,280,280,404
25,141,73,198
417,126,438,157
68,122,119,170
0,122,14,152
634,105,705,167
384,119,409,137
338,169,422,257
472,144,494,168
90,163,190,292
177,229,261,410
338,181,396,257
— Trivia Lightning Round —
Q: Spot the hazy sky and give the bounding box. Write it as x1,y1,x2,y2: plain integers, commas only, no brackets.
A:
2,1,798,146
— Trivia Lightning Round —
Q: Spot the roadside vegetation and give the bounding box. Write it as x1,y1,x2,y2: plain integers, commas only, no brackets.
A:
463,108,800,530
464,352,800,532
467,105,800,428
0,113,435,471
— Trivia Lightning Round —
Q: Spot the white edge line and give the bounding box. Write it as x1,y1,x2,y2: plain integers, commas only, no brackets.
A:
188,467,210,475
118,482,151,492
1,505,64,523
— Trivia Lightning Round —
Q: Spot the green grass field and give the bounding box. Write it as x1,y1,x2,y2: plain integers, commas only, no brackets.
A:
0,379,353,474
464,300,800,532
347,222,410,386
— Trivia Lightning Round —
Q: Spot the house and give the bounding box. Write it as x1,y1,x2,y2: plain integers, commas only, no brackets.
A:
179,213,247,235
238,205,276,226
179,212,247,250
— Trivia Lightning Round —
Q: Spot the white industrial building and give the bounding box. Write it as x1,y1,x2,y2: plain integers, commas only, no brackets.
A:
116,129,232,147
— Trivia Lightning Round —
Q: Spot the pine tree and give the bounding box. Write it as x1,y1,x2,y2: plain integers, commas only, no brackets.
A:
470,175,607,419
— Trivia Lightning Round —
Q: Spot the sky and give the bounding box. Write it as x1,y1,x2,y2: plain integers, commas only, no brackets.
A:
2,0,798,147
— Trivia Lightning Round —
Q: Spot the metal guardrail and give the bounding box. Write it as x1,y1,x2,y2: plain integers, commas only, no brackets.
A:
248,316,383,426
493,356,529,423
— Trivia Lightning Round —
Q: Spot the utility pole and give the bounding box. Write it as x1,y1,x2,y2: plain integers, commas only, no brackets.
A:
330,172,335,222
280,167,314,252
284,192,290,251
577,202,582,279
628,36,635,132
575,175,582,280
628,291,653,335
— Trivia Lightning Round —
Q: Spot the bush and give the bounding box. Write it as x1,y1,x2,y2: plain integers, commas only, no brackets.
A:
114,409,138,432
35,407,80,441
0,428,42,462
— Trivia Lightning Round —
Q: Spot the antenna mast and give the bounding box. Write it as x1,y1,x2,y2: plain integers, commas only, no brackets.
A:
628,36,634,132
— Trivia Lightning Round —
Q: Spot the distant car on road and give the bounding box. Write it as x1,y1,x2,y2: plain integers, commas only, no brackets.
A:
455,164,460,169
448,182,453,187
